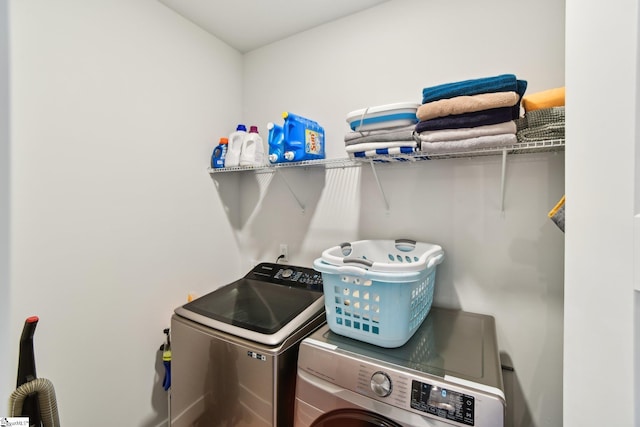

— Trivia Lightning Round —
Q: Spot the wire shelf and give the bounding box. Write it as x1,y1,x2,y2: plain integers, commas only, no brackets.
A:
207,139,565,174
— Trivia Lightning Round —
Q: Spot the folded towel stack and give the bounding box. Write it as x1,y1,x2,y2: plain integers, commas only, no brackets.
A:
416,74,527,154
344,103,420,159
516,87,565,143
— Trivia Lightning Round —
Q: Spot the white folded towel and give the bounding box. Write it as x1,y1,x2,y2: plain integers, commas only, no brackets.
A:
420,133,517,154
417,121,516,143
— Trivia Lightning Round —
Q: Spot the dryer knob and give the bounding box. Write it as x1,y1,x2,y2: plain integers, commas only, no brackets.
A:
370,371,392,397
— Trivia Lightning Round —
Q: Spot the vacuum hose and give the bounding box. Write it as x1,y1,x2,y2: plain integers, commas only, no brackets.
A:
9,377,60,427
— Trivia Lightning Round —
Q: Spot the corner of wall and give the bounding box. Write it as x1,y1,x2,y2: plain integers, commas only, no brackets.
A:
0,0,12,406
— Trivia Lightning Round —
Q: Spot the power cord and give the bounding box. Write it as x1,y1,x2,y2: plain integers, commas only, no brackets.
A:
275,254,285,263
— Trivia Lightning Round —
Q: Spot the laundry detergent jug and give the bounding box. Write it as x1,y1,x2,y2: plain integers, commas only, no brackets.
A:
268,112,325,164
267,122,285,164
225,124,247,168
240,125,265,167
211,137,228,169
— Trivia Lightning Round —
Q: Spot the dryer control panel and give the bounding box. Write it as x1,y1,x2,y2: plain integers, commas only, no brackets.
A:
351,364,479,426
410,379,475,425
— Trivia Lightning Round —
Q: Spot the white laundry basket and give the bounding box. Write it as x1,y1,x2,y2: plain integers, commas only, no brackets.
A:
314,239,444,348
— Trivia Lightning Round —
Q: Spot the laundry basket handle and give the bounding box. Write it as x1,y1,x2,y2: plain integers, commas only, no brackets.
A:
343,258,374,268
339,242,353,256
426,253,445,269
395,239,416,251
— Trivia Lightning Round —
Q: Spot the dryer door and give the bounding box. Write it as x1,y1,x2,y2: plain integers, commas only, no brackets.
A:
312,409,402,427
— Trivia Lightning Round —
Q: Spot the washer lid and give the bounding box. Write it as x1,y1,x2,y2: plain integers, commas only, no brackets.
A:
175,263,325,346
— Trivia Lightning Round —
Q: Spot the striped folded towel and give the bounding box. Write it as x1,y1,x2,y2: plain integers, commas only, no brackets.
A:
350,146,417,158
345,141,418,154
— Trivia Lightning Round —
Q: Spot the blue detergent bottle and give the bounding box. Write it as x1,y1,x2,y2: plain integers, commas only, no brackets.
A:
211,137,228,168
282,112,325,162
267,122,285,164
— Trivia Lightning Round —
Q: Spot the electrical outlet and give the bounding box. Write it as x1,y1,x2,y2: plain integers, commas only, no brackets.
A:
279,244,289,262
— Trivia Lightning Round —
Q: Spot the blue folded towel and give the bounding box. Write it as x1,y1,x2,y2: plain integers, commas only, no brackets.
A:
421,74,528,117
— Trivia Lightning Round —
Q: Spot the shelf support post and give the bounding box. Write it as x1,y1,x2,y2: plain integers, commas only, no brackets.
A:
370,162,390,211
500,148,507,213
275,168,305,213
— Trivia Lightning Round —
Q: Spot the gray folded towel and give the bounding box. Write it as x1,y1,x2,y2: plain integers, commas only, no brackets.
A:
344,125,417,146
420,133,517,154
515,107,565,142
417,121,516,143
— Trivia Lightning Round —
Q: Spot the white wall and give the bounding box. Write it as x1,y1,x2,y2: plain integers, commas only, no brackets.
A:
565,1,638,426
0,0,10,403
242,0,565,426
6,1,244,425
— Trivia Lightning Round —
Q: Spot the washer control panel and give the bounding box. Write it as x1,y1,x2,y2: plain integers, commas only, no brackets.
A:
246,262,323,290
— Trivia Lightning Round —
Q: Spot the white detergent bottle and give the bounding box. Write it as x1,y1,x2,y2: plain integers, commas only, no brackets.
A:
225,124,247,168
240,125,265,167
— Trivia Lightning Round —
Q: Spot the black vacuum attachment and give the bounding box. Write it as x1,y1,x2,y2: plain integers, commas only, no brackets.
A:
16,315,42,427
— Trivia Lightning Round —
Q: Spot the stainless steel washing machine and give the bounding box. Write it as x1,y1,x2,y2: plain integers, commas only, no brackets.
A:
294,307,505,427
170,262,325,427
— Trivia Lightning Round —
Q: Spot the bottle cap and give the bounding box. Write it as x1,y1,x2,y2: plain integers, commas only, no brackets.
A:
236,124,247,132
249,126,259,133
219,137,229,144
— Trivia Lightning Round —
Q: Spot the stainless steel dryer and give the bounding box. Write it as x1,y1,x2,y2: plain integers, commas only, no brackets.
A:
295,307,505,427
170,262,325,427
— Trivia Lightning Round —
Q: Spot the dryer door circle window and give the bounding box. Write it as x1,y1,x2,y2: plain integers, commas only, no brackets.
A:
311,409,402,427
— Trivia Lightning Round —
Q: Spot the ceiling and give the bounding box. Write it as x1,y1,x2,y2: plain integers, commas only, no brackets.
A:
158,0,389,53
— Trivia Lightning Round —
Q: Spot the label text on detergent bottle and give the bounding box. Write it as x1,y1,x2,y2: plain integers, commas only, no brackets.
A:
305,129,322,155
